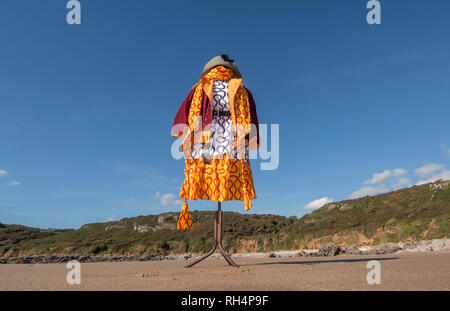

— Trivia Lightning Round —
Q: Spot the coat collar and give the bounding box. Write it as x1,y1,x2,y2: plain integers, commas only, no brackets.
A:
199,77,242,105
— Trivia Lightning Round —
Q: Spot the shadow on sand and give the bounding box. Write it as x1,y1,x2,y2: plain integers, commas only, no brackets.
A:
241,256,398,267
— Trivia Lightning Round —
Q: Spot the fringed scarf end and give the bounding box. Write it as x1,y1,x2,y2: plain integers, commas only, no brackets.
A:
177,200,194,230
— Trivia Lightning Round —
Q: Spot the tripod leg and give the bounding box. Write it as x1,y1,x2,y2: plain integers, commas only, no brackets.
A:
220,245,239,267
184,211,219,268
217,208,240,268
184,202,239,268
184,240,217,268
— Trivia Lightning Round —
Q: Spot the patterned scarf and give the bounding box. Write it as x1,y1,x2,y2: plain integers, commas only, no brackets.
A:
180,66,252,155
177,66,252,230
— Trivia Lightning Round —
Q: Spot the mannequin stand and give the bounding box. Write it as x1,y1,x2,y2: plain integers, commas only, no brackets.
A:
184,202,239,268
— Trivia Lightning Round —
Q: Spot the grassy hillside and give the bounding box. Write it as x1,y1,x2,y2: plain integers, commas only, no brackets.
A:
1,180,449,257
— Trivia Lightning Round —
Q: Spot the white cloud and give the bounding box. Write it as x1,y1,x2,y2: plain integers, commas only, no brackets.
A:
159,193,183,207
107,215,116,222
303,197,334,210
416,170,450,185
346,161,447,201
349,185,389,200
154,192,161,199
363,168,407,185
8,181,20,187
364,170,391,185
392,177,411,189
0,170,8,177
414,164,446,178
392,168,408,177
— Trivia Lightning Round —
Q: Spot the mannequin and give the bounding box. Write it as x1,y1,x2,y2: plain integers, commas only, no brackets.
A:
171,55,260,266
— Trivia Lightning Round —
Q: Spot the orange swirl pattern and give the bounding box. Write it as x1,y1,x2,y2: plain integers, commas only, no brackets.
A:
177,65,256,229
180,156,256,211
203,65,234,80
233,85,251,149
177,200,193,230
181,66,251,153
180,83,203,156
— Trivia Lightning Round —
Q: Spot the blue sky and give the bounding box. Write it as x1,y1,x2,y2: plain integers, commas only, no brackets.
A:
0,0,449,229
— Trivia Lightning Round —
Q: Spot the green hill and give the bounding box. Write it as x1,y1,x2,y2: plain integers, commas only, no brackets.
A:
1,180,449,257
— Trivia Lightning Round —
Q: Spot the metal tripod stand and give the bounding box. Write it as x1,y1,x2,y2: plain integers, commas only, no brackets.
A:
184,202,239,268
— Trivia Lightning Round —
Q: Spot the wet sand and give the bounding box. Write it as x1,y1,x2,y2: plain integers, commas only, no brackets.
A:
0,252,449,290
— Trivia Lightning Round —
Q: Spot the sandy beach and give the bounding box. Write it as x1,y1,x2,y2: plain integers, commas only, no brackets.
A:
1,251,449,291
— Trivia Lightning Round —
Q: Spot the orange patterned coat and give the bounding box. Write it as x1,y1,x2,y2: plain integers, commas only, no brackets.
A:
172,66,259,229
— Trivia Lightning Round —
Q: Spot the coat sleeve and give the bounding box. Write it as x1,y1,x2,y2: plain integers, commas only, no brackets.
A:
172,87,196,138
245,87,260,149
